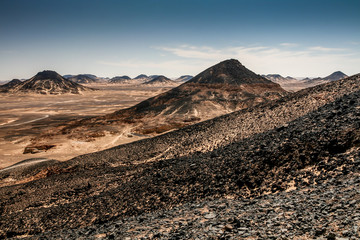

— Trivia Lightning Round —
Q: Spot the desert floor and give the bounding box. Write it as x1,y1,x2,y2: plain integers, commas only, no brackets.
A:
0,84,174,169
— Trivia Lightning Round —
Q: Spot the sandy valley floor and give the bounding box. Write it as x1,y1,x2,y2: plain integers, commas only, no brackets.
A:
0,84,175,169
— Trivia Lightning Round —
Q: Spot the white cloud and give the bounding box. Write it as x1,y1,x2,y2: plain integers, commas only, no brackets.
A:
308,46,347,52
280,43,298,47
156,44,360,77
97,44,360,78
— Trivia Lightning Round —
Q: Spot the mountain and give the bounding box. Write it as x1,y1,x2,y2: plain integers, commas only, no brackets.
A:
67,74,98,84
264,72,348,92
109,75,133,84
0,79,22,92
175,75,193,82
263,74,303,91
56,59,286,138
134,74,149,79
132,74,151,83
142,75,178,86
1,73,360,238
27,59,286,146
263,74,297,83
304,71,348,83
149,75,160,80
3,70,95,94
323,71,347,81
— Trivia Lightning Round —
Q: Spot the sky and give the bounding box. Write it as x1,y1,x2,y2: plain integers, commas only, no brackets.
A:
0,0,359,80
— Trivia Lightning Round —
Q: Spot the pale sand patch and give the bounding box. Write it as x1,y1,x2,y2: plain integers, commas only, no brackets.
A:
0,84,174,169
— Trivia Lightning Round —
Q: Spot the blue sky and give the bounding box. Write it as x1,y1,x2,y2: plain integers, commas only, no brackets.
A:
0,0,359,80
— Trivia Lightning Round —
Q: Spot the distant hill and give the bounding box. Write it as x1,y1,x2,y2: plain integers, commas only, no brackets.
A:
263,71,348,92
134,74,149,79
109,75,133,84
323,71,348,81
262,74,296,83
67,74,98,84
3,70,95,94
0,79,22,92
262,74,301,91
142,75,177,86
305,71,347,83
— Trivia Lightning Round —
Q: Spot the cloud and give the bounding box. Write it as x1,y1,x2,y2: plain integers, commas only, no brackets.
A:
97,44,360,78
156,46,227,60
156,44,360,77
308,46,347,52
348,41,360,45
280,43,298,47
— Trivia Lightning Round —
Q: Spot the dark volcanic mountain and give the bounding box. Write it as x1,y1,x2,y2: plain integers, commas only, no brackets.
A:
55,59,286,137
113,59,286,122
323,71,347,81
142,75,177,86
109,75,132,84
190,60,275,85
1,73,360,239
3,71,94,94
305,71,348,83
67,74,98,84
134,74,149,79
0,79,22,92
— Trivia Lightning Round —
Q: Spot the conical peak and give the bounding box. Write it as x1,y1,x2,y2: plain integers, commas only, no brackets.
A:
152,75,170,81
188,59,272,85
33,70,63,80
217,59,243,66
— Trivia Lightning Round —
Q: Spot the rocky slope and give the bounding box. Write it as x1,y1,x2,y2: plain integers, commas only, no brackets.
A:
33,170,360,239
3,71,95,94
0,74,359,238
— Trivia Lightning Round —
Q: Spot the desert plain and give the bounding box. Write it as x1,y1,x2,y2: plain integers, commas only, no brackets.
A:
0,83,175,169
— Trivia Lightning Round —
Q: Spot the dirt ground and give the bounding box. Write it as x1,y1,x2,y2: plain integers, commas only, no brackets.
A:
0,84,175,169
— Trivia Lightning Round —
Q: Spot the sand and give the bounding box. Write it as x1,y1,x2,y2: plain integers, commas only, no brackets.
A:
0,84,175,169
